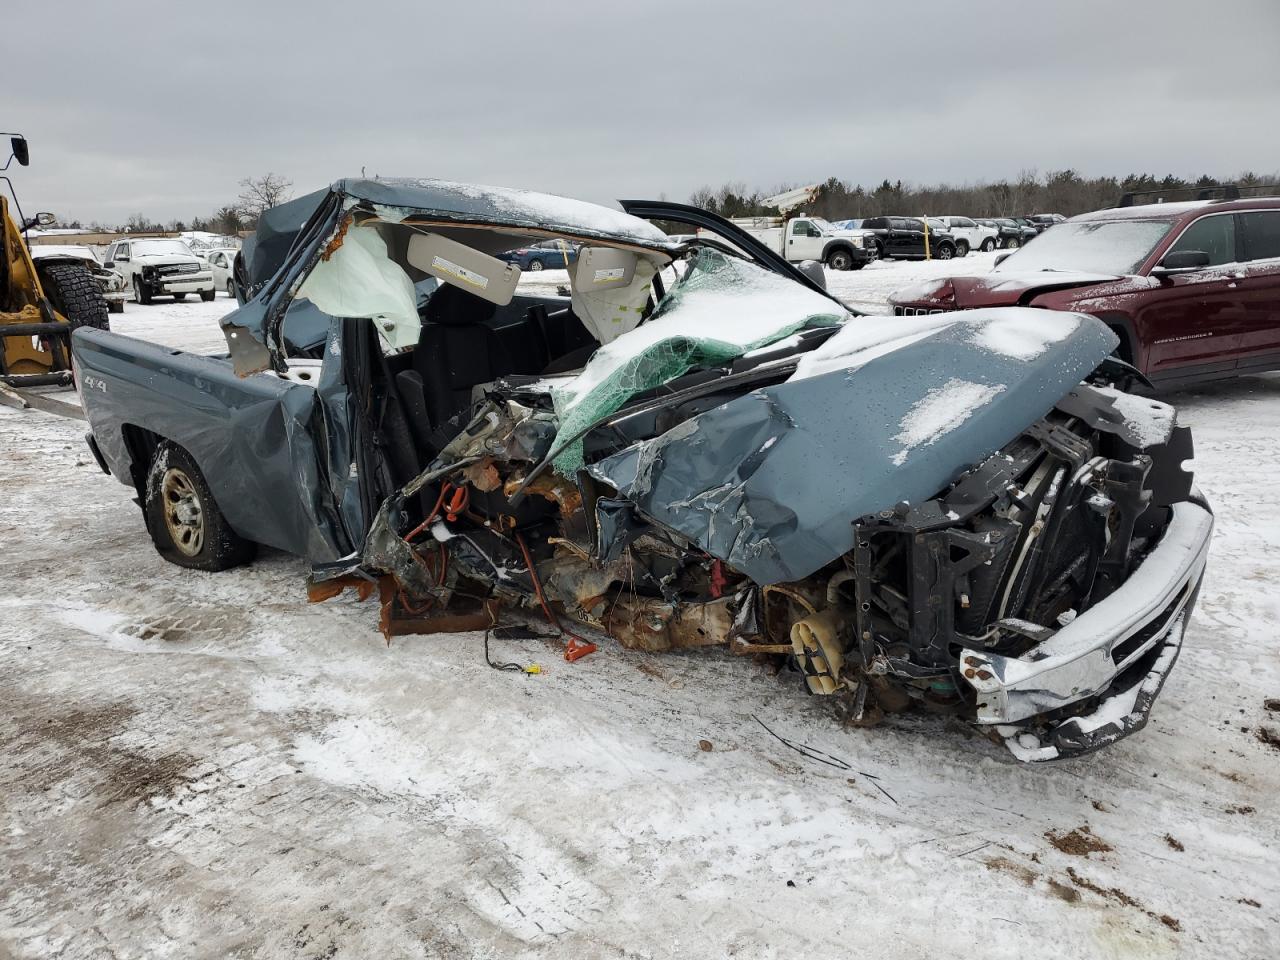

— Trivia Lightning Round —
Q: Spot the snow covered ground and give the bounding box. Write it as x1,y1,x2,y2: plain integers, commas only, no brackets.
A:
2,262,1278,959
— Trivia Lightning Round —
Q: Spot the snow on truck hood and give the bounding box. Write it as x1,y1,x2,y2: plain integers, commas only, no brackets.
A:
589,309,1118,585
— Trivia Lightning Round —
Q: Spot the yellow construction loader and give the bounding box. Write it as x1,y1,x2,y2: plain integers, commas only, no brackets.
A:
2,133,109,389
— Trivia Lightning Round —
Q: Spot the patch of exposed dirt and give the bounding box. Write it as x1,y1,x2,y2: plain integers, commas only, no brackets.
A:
1163,834,1185,852
1255,726,1280,751
1226,805,1256,815
1046,825,1112,857
1239,898,1260,908
1263,698,1280,712
985,856,1035,886
0,691,198,807
1065,868,1181,932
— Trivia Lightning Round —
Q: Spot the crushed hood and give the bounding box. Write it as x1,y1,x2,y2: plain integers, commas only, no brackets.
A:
893,271,1122,308
587,309,1118,585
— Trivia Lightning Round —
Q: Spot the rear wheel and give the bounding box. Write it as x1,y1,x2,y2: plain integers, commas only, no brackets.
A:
37,262,110,331
528,259,545,271
956,240,970,257
1005,237,1020,250
143,442,255,571
868,242,882,262
826,248,854,271
173,292,187,301
981,238,996,252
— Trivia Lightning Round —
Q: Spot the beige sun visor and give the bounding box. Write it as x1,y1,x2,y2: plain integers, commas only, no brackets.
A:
406,232,521,306
569,246,666,344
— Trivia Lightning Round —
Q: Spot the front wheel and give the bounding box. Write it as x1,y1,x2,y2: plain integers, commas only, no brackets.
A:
173,292,187,301
826,249,854,271
936,244,955,260
1005,237,1020,250
868,242,882,262
133,276,153,305
143,442,256,572
956,240,970,257
981,238,996,252
528,259,545,271
225,280,234,296
200,288,216,302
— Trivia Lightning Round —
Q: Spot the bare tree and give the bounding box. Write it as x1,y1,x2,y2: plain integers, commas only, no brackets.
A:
237,173,293,223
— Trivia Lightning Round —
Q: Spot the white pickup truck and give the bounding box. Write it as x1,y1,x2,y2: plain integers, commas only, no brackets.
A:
932,216,999,255
721,215,876,271
103,238,216,305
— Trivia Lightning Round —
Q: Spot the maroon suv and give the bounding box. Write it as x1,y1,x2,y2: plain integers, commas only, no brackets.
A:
889,196,1280,387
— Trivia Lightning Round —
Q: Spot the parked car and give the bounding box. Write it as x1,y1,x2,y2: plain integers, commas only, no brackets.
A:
104,238,216,304
73,178,1210,763
889,194,1280,388
1011,216,1045,237
831,218,863,230
204,248,240,296
858,216,958,260
934,215,999,255
723,215,875,270
497,238,580,271
983,217,1028,249
1029,214,1066,231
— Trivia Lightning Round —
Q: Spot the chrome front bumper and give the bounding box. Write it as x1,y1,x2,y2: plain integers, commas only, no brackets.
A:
958,500,1214,761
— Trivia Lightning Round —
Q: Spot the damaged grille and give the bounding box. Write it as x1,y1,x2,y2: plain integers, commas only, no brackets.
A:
158,263,199,276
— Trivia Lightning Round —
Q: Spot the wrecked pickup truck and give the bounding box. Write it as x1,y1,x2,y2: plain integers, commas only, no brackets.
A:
72,178,1213,762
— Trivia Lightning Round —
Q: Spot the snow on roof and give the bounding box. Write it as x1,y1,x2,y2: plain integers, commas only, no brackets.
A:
338,178,677,250
1070,201,1211,222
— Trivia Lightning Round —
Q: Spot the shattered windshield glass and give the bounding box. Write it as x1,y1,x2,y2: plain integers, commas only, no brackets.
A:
995,219,1176,275
549,248,849,472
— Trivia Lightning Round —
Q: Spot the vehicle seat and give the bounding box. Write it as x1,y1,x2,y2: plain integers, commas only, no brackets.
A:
414,284,511,431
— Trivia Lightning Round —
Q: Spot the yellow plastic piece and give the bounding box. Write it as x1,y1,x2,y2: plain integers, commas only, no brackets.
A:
524,664,542,675
790,609,846,695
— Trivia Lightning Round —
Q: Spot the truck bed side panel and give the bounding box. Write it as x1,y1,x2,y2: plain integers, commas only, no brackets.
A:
72,328,353,563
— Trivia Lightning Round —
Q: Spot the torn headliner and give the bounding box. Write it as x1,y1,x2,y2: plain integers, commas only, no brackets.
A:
221,177,682,374
587,313,1119,585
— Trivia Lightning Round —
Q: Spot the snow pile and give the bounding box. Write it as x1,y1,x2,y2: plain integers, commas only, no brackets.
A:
891,378,1007,466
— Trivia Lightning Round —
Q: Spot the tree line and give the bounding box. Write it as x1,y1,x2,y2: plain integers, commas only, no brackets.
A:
51,173,294,236
687,169,1279,221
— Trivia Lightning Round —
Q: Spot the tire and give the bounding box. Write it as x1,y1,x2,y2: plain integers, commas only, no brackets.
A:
225,280,234,296
956,240,970,257
936,244,955,260
528,258,545,271
1005,237,1020,250
108,300,125,314
868,242,882,262
143,442,255,572
36,262,110,331
133,276,153,305
173,292,187,301
981,238,996,252
826,248,854,271
200,289,216,302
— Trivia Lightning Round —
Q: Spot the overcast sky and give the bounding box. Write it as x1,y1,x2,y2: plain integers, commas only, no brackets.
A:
4,0,1278,225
